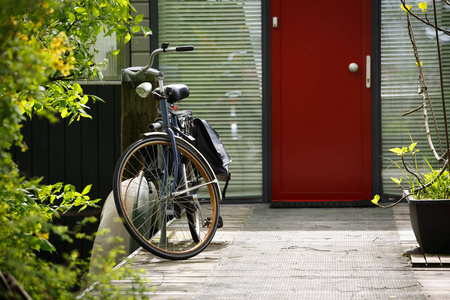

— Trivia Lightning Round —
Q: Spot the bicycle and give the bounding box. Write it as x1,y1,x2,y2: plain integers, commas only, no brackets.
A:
113,43,230,260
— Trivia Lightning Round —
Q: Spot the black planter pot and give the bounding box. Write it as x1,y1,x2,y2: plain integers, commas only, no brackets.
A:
406,194,450,254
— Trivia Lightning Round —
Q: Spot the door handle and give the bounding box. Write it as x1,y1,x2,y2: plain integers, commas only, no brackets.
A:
349,63,358,73
366,55,371,88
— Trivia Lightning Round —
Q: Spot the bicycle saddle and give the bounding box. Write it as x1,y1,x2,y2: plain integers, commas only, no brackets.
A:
154,84,190,103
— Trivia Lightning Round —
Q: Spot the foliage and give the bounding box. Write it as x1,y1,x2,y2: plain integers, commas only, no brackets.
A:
1,0,150,124
0,0,151,298
372,0,450,207
81,233,153,299
373,141,450,203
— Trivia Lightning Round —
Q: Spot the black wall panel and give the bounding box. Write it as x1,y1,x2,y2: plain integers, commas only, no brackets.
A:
12,84,122,261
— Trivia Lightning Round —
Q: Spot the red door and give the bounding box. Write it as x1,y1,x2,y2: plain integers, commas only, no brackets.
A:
271,0,372,203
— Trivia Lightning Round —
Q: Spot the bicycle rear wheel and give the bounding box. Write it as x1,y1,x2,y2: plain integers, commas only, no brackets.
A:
113,134,220,260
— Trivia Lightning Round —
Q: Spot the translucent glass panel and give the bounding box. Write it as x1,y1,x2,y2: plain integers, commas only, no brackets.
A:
381,0,450,195
158,0,263,199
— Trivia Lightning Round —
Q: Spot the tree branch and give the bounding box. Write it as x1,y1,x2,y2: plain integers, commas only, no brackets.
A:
405,7,444,156
401,0,450,36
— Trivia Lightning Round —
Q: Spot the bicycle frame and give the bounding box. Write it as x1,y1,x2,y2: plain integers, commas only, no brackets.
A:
155,77,180,193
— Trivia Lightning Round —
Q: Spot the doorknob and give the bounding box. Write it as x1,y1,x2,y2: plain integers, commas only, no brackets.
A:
349,63,358,73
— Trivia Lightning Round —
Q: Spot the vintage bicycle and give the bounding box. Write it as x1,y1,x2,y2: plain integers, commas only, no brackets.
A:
112,43,231,260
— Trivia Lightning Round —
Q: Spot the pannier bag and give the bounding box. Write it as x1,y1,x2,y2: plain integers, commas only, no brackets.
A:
192,118,232,197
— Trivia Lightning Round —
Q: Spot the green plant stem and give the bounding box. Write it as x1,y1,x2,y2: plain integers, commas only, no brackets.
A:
401,155,425,189
377,160,448,207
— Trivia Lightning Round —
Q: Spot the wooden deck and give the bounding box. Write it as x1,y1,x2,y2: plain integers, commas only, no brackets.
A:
84,203,450,299
115,204,256,299
393,203,450,299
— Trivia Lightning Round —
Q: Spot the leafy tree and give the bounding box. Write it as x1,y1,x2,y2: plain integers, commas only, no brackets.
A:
0,0,150,298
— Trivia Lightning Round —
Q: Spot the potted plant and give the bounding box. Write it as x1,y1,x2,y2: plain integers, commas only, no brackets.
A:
372,0,450,254
376,141,450,253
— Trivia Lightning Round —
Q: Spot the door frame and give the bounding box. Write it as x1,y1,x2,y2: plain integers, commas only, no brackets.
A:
262,0,382,203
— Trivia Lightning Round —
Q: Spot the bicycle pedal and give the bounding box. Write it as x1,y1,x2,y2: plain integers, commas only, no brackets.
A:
203,216,224,228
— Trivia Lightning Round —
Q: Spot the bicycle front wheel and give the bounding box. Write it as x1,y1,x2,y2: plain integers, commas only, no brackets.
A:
113,134,220,260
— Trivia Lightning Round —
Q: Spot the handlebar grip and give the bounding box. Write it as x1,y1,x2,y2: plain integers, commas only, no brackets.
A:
176,45,194,52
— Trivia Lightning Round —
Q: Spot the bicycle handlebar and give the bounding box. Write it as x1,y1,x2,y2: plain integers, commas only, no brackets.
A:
123,43,194,79
174,45,194,52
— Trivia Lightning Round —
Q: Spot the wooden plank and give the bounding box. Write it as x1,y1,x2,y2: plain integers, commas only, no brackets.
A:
101,204,256,298
13,119,33,177
80,85,100,198
65,116,82,186
411,253,426,266
421,291,450,298
440,255,450,265
424,253,442,266
32,117,50,182
48,120,66,183
97,85,118,201
113,85,122,161
413,278,450,290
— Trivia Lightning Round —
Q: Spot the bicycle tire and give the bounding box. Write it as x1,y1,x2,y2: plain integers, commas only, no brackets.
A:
113,134,220,260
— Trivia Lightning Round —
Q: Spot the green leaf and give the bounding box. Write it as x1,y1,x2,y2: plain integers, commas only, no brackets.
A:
68,12,76,23
74,6,86,13
135,14,144,24
401,3,412,13
132,25,140,33
418,2,427,12
111,49,120,56
389,147,407,156
72,82,83,94
79,108,92,119
76,233,86,239
371,195,380,206
81,95,89,105
90,94,105,103
391,177,402,186
69,114,77,125
94,25,103,37
141,26,152,36
124,32,131,44
81,184,92,195
61,108,70,118
92,7,100,18
39,238,56,252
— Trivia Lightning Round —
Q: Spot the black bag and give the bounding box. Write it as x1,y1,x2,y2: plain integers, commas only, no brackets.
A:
192,118,231,183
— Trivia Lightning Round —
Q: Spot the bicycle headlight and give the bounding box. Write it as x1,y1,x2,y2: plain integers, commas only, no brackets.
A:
136,82,153,98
